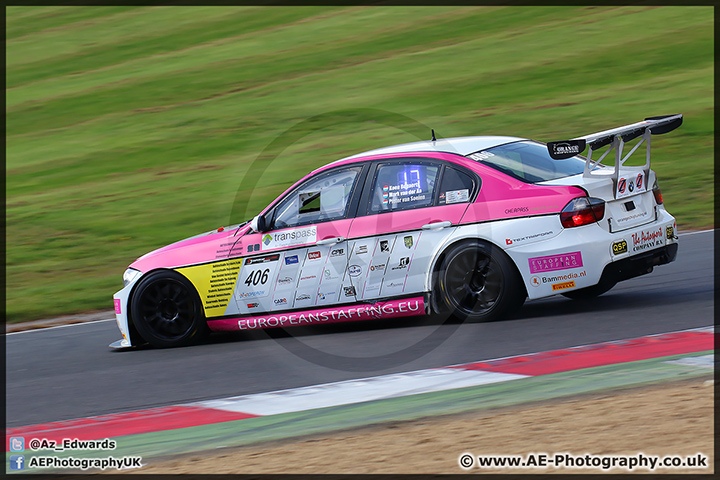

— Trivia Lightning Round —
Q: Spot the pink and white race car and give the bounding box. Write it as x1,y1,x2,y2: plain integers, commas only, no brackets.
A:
112,114,682,348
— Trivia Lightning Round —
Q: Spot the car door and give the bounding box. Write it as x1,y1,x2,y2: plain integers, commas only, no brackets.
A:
230,164,367,314
347,159,478,300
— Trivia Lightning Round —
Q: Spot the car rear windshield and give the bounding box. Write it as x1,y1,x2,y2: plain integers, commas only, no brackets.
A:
467,141,588,183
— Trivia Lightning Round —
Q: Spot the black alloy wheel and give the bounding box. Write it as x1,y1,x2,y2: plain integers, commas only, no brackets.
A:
437,241,525,322
131,271,209,348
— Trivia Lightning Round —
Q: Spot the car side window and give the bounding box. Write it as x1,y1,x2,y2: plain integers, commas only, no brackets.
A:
271,166,362,229
438,166,476,205
369,162,439,213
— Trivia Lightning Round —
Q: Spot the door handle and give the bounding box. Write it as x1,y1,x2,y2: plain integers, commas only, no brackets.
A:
421,221,452,230
317,236,345,245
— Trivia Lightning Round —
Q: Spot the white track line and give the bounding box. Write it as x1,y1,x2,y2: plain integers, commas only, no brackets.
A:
195,369,527,416
678,229,714,236
5,318,115,336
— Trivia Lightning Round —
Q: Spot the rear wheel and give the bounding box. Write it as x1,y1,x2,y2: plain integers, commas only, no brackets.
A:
436,241,525,322
130,271,209,348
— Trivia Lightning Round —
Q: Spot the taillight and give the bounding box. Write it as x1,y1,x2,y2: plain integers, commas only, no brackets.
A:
653,186,663,205
560,197,605,228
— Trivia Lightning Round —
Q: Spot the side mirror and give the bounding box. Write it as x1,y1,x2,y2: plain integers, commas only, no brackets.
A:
250,214,268,233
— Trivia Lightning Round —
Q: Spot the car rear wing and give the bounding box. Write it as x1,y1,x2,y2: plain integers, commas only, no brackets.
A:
546,114,683,195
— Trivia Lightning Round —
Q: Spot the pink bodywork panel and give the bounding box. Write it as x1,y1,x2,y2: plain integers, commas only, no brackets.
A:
207,296,425,332
129,151,584,273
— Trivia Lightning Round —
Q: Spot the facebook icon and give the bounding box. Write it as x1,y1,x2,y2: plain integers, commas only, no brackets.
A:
9,455,25,470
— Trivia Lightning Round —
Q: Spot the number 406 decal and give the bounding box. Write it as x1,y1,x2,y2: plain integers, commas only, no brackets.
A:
245,268,270,286
234,254,281,301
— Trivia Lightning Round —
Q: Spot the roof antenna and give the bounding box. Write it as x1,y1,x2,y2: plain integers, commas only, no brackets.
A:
431,129,436,142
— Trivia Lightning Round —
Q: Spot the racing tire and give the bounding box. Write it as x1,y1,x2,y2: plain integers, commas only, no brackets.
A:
130,270,209,348
436,241,525,322
561,279,616,300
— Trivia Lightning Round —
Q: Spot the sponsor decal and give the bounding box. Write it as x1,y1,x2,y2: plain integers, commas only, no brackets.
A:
446,189,469,204
278,276,293,285
380,240,390,252
247,243,260,253
247,302,260,308
262,225,317,250
296,294,311,301
369,263,386,272
617,211,648,223
612,239,628,255
546,140,585,159
631,227,664,253
284,255,299,265
237,291,265,299
528,252,583,273
391,257,410,270
344,286,356,297
617,174,647,199
317,291,336,301
666,225,674,239
383,185,389,193
356,245,368,254
299,274,317,281
505,230,554,246
234,297,425,330
177,258,243,317
323,268,338,279
468,151,495,161
505,206,530,215
274,298,288,305
552,280,576,291
245,254,280,265
348,265,362,277
330,248,344,257
113,299,122,314
536,271,586,285
404,236,414,248
553,143,580,154
385,281,404,288
308,251,321,260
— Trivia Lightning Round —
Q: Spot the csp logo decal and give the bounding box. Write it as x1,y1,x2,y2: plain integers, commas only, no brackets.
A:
612,240,628,255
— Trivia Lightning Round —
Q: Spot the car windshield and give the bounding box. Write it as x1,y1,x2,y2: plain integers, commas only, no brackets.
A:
467,141,589,183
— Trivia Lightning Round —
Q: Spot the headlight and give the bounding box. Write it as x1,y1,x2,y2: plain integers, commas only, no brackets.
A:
123,268,141,287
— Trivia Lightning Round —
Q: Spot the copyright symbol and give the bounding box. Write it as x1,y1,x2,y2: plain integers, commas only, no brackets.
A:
459,453,474,469
29,438,41,450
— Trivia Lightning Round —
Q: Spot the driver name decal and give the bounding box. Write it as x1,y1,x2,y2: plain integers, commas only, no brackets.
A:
262,226,317,250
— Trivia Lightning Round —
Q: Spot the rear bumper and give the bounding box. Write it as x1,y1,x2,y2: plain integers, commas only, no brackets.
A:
600,243,678,285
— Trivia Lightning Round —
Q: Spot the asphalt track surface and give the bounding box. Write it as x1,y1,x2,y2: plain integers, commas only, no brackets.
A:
6,230,714,428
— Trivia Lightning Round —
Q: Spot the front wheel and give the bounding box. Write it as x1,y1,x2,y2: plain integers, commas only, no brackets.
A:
435,241,525,322
130,270,209,348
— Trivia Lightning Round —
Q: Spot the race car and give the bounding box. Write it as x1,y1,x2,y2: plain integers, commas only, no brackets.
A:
111,114,682,348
